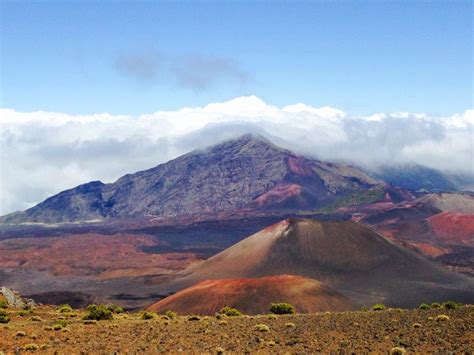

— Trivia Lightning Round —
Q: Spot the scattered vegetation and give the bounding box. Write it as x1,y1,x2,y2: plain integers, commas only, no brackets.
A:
372,304,386,311
219,306,242,317
187,315,201,321
83,304,113,321
270,303,296,315
418,303,430,310
0,300,8,308
430,302,441,309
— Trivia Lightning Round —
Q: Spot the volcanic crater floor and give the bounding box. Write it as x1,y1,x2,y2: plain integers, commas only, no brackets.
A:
0,305,473,353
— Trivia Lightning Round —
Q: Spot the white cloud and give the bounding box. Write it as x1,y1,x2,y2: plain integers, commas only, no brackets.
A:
0,96,473,214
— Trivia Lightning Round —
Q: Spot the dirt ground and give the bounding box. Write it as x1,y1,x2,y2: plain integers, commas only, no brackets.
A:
0,305,473,353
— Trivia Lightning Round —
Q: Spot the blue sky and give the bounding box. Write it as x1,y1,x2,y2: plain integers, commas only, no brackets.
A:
1,0,472,115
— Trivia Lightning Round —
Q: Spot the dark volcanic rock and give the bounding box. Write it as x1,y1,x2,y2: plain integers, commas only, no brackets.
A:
1,135,382,223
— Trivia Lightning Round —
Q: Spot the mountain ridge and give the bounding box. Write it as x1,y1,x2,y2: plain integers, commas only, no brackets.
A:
1,134,385,224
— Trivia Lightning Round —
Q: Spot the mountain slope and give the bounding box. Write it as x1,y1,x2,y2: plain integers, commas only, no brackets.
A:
173,218,474,307
373,164,459,192
1,135,383,224
148,275,356,315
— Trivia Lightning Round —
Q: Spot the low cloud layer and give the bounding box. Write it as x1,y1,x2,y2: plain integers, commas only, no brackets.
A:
1,96,473,214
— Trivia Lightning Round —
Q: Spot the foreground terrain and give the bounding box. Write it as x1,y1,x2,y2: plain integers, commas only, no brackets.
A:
0,305,472,353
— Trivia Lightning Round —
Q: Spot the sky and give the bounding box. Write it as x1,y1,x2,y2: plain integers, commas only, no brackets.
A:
1,0,472,115
0,1,473,214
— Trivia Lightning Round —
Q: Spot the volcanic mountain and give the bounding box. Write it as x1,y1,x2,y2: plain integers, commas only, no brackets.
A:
172,218,474,307
1,134,387,224
148,275,356,315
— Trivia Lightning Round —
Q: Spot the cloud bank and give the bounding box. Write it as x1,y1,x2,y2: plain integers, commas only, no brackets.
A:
1,96,473,214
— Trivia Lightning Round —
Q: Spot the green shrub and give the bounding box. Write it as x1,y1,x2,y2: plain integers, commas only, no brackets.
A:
270,303,296,315
442,301,459,310
0,310,10,324
141,311,156,320
106,304,124,314
165,310,177,319
57,304,73,313
219,306,242,317
0,300,7,309
372,303,386,311
431,302,441,309
418,303,431,310
83,304,113,321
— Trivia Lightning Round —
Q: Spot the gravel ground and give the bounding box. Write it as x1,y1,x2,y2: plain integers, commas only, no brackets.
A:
0,306,473,353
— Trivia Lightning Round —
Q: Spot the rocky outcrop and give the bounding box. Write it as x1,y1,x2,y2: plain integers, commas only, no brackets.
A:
0,287,36,309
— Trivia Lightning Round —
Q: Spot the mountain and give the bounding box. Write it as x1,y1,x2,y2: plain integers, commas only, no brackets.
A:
172,218,474,307
1,134,385,224
373,164,469,192
148,275,356,315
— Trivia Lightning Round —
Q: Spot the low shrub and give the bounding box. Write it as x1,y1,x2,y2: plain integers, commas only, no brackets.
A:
372,304,386,311
442,301,459,310
218,320,228,326
141,311,156,320
0,300,7,309
57,304,72,313
270,303,296,315
24,343,39,351
0,310,10,324
187,315,201,321
435,314,449,322
390,347,406,355
165,310,177,319
83,304,113,321
219,306,242,317
418,303,431,310
285,322,296,328
83,319,98,325
29,316,43,322
106,304,124,314
254,323,270,332
431,302,441,309
16,330,27,337
412,322,422,328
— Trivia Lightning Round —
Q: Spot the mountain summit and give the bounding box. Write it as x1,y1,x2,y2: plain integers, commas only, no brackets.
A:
1,135,383,223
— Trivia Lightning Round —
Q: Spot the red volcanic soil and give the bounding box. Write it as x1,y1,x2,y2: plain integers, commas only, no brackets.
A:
287,156,313,176
148,275,356,315
254,184,302,207
427,212,474,246
172,218,474,307
0,234,200,279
